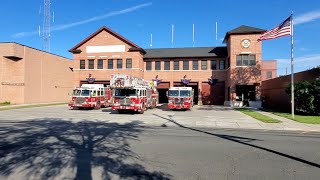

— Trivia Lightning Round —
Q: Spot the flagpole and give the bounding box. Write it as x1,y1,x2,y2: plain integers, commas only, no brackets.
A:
291,12,295,119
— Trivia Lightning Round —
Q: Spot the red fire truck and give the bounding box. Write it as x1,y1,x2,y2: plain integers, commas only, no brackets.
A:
167,87,194,110
68,84,112,110
111,74,158,114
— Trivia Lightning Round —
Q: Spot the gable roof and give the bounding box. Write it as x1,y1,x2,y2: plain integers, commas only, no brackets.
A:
223,25,266,43
69,26,145,54
144,47,228,59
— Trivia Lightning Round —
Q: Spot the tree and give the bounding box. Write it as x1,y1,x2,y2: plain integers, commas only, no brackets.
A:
285,79,320,115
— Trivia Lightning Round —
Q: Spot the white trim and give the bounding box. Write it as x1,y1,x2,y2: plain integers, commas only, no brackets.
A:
99,56,108,58
73,68,144,72
87,56,95,58
240,52,252,54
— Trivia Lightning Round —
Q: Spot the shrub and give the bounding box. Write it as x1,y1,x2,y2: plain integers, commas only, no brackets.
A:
0,101,10,105
285,79,320,115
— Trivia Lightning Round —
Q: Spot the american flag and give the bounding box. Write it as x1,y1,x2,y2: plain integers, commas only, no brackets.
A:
259,16,292,41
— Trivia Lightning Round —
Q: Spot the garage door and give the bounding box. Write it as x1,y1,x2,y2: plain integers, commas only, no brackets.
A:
202,81,225,105
157,82,170,103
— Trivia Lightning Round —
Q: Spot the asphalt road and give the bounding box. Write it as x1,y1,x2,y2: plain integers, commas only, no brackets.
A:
0,117,320,180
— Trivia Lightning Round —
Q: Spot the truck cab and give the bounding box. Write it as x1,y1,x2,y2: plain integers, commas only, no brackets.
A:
68,84,111,110
167,87,194,110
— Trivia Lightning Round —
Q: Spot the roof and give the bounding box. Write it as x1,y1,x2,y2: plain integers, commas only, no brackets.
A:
223,25,266,43
0,42,72,60
69,26,146,54
144,47,228,59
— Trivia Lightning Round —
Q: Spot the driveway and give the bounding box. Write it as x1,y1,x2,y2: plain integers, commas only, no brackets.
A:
0,104,319,132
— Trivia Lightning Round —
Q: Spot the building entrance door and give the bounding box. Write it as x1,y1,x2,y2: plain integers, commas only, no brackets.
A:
236,85,256,105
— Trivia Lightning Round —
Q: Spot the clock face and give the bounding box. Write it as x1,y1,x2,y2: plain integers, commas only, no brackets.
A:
241,39,251,48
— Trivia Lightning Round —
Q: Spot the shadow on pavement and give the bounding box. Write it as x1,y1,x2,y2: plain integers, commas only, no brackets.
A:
196,105,234,111
0,119,171,180
153,114,320,169
156,104,189,112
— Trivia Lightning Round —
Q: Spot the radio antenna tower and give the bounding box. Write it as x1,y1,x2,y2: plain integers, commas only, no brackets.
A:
43,0,51,52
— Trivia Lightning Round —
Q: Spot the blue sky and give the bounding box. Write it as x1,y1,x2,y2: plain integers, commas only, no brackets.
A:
1,0,320,76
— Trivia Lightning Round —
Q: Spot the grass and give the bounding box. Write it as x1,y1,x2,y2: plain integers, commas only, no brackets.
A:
263,110,320,124
0,103,67,111
236,108,281,123
0,101,10,106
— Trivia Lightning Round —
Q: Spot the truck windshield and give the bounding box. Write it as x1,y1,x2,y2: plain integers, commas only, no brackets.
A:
81,90,91,96
115,89,137,97
180,90,190,97
168,90,179,96
72,89,81,96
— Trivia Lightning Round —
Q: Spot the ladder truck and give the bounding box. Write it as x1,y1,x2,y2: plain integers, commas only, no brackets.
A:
110,74,158,114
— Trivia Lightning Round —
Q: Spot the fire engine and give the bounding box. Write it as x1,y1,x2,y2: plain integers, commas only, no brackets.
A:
110,74,158,114
68,84,112,110
167,87,194,110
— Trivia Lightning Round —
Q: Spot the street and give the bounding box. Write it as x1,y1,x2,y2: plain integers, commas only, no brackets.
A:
0,105,320,179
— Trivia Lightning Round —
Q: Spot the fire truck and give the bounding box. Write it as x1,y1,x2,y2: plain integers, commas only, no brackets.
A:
167,87,194,110
68,84,112,110
110,74,158,114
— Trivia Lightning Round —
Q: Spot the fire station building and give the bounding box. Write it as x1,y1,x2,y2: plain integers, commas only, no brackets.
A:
69,25,277,106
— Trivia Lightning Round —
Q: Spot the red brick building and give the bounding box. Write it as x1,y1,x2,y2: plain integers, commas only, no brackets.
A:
69,25,277,106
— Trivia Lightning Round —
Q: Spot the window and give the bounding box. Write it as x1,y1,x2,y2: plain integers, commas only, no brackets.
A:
183,60,189,70
155,61,161,70
88,59,94,69
220,60,225,70
211,60,217,70
236,54,256,66
126,58,132,69
117,59,122,69
146,61,151,71
201,60,207,70
97,59,103,69
266,71,272,79
193,60,198,70
174,60,179,70
227,58,230,68
80,60,85,69
108,59,113,69
164,61,170,70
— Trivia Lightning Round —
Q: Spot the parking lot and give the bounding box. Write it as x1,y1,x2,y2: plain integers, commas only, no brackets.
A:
0,104,260,128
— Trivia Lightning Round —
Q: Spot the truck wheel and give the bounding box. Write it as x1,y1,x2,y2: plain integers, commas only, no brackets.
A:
139,104,145,114
94,102,101,110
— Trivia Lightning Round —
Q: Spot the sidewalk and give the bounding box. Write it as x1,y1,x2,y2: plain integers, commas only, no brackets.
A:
0,102,67,109
149,106,320,133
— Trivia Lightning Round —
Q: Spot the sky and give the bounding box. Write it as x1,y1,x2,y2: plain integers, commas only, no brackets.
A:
1,0,320,76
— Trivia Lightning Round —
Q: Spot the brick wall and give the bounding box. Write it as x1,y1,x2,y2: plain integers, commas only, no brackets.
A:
0,43,25,104
261,60,277,81
72,29,144,87
261,68,320,111
228,34,263,101
0,43,73,104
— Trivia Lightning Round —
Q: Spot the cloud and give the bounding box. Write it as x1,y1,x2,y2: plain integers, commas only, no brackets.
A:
276,53,320,64
12,2,152,38
276,54,320,75
294,10,320,25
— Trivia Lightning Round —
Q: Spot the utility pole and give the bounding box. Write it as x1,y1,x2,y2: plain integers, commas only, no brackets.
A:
43,0,51,52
